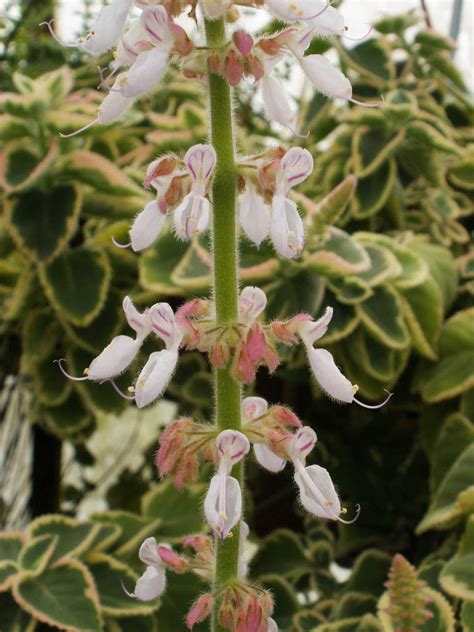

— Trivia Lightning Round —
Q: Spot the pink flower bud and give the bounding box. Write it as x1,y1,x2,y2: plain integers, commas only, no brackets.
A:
144,156,177,190
272,406,302,428
233,30,253,56
246,324,266,363
225,50,244,86
182,535,212,552
157,546,188,573
186,594,213,629
246,54,265,81
169,23,193,56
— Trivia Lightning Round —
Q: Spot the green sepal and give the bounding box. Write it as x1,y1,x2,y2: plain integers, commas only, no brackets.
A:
350,159,396,219
0,139,58,194
28,515,99,564
18,535,58,576
12,559,102,632
5,184,81,263
86,553,159,617
57,150,144,197
39,247,111,326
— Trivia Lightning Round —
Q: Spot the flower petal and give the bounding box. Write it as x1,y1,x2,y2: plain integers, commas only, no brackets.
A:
148,303,183,350
270,195,305,259
123,296,151,339
260,74,298,135
134,349,178,408
295,463,341,519
138,537,162,566
239,183,270,247
184,144,217,194
309,6,345,36
216,430,250,465
265,0,327,22
204,475,242,538
120,46,169,98
133,565,166,601
173,192,210,240
306,347,354,403
83,0,133,56
254,443,286,473
130,199,167,252
299,54,352,100
242,396,269,420
98,80,133,123
280,147,314,191
298,306,333,347
288,426,317,462
88,335,141,380
239,286,267,323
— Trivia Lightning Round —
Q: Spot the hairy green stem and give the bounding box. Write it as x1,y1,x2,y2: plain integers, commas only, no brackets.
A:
205,17,242,632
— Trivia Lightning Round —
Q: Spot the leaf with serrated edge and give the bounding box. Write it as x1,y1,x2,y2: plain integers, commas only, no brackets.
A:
28,515,99,564
18,535,58,576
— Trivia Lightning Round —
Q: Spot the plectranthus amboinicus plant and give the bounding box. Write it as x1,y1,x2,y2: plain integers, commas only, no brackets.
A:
50,0,387,628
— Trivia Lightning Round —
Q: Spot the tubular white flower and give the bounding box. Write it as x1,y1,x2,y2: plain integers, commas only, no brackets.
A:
173,192,210,239
114,17,148,67
294,461,342,520
309,5,345,36
239,286,267,324
205,431,249,538
254,443,286,473
204,475,242,539
265,0,327,22
298,306,333,347
148,303,183,350
270,195,305,259
130,200,167,252
98,77,134,123
142,5,172,47
260,74,298,135
278,147,314,194
83,0,133,55
288,426,317,462
134,349,179,408
299,54,352,100
88,335,142,381
185,144,217,196
119,46,169,98
123,537,167,601
239,182,270,247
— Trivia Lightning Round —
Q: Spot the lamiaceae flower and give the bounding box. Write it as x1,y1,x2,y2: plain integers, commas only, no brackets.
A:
115,144,216,251
122,537,167,601
204,430,250,538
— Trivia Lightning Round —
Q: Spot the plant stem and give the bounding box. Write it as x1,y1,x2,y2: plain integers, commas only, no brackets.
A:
205,16,242,632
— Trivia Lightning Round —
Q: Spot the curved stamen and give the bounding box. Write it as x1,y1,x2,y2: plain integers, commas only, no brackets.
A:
306,0,331,21
59,118,98,138
112,235,132,249
109,379,136,400
97,65,119,90
349,96,384,108
353,390,393,409
337,503,361,525
40,19,75,48
120,579,135,599
54,358,88,381
344,25,373,42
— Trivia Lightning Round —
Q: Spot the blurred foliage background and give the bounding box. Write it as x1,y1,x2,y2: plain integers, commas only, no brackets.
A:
0,1,473,630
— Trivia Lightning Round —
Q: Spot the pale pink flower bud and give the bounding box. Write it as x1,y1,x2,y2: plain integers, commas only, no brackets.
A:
233,30,253,56
182,535,212,552
272,406,302,428
157,546,188,572
225,50,244,86
242,396,268,420
186,594,213,629
144,155,177,190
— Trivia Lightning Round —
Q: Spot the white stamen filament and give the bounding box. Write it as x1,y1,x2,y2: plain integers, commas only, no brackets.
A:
59,118,99,138
54,358,88,381
112,235,132,249
110,378,136,400
353,390,393,409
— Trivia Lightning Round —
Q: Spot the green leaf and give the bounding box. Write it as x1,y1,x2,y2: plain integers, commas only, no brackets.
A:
415,30,456,51
431,413,474,491
440,552,474,600
261,575,300,629
400,276,443,360
327,277,373,305
306,175,357,228
42,391,93,439
142,480,205,541
347,331,399,381
340,39,395,81
12,559,102,632
356,285,410,350
345,549,392,596
156,572,204,631
171,242,211,293
5,184,81,263
406,121,462,155
461,601,474,632
39,247,111,326
90,511,161,558
0,532,25,561
18,535,58,575
0,139,58,194
58,150,144,197
0,560,18,591
139,231,188,296
374,12,418,34
318,302,359,344
29,515,99,564
266,269,325,319
421,308,474,402
333,593,377,619
352,128,404,178
21,309,59,366
87,553,159,616
251,529,310,579
423,189,460,221
0,115,31,142
409,239,458,309
448,157,474,190
0,592,34,631
350,159,396,219
182,371,213,408
355,244,401,288
33,355,72,407
417,444,474,533
306,228,371,276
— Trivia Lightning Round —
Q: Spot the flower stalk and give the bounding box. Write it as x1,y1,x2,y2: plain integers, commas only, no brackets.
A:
205,16,243,632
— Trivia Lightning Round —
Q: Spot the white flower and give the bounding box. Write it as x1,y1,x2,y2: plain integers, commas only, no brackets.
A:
239,286,267,324
130,200,168,252
239,182,270,247
204,430,250,538
123,537,167,601
242,396,269,420
299,54,352,100
148,302,184,351
294,461,342,520
119,46,169,98
265,0,327,23
254,444,286,473
308,6,345,36
297,307,393,408
173,144,216,239
260,74,298,135
133,349,178,408
268,618,279,632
